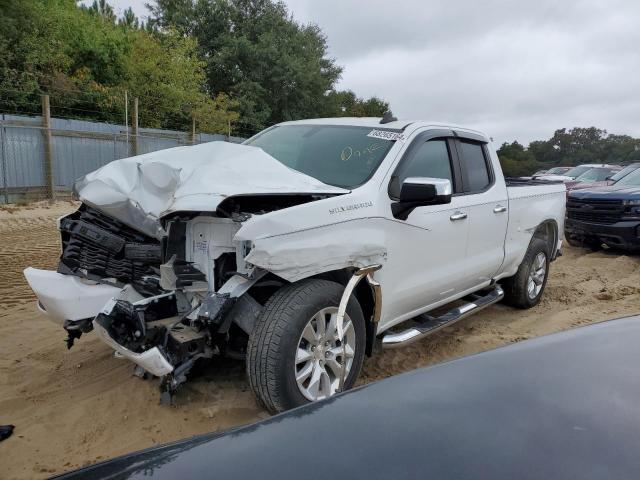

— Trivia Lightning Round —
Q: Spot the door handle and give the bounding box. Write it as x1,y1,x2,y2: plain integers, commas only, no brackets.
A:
493,205,507,213
450,211,467,221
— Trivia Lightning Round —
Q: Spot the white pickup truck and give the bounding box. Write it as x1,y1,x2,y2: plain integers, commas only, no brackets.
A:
24,117,566,412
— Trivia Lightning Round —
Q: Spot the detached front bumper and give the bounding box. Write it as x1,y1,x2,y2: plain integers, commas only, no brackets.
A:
94,313,174,377
23,267,122,327
564,218,640,250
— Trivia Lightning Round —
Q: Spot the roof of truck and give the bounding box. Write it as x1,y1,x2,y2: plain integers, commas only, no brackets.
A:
277,117,489,139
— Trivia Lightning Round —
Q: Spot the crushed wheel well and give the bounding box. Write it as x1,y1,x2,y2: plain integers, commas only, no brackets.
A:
312,268,377,356
533,220,559,259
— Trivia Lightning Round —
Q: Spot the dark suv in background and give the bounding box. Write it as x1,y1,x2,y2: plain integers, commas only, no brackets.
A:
565,163,640,251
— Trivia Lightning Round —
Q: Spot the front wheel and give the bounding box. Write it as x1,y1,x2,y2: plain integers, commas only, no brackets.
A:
247,279,366,413
501,238,550,309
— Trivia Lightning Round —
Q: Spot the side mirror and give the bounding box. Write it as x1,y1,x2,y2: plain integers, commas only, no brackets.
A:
392,177,452,220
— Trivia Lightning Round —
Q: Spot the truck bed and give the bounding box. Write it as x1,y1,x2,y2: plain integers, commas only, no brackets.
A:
505,177,565,187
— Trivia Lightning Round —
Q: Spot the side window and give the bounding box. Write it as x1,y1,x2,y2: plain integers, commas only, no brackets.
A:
390,139,453,197
459,141,491,192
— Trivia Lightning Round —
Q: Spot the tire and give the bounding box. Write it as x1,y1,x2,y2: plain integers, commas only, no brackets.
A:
247,279,366,413
501,238,550,309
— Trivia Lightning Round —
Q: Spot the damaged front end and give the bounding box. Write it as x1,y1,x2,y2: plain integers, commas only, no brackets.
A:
35,204,271,402
23,141,365,402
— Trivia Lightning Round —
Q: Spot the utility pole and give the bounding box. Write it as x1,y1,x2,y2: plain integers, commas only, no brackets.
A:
41,95,55,201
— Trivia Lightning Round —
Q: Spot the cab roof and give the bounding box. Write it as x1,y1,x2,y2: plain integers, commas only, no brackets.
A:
277,117,489,140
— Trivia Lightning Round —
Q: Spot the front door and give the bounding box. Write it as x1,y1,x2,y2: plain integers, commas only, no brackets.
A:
378,135,470,330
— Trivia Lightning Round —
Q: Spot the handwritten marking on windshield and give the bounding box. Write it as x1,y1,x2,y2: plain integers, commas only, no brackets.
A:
341,143,385,162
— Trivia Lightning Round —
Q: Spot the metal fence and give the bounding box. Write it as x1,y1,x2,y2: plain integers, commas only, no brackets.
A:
0,113,245,204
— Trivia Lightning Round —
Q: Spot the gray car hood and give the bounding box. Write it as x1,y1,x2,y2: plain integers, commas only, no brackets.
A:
74,141,348,238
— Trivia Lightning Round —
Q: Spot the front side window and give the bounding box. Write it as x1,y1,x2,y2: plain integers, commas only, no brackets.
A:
459,141,491,192
389,139,453,198
245,125,396,188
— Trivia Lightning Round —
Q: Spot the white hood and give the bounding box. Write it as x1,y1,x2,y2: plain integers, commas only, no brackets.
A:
74,141,348,238
534,174,573,182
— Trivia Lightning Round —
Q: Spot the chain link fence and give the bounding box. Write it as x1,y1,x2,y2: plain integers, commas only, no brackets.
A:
0,112,245,204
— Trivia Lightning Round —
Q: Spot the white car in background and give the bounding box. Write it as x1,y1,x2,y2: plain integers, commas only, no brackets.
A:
24,117,566,412
536,163,620,182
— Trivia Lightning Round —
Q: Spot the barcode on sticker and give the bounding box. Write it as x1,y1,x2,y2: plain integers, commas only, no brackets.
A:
367,130,405,141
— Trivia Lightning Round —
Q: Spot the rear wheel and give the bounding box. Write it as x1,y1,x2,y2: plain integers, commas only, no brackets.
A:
501,238,550,309
247,279,366,413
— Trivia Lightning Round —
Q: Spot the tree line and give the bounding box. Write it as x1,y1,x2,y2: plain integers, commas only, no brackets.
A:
498,127,640,177
0,0,390,135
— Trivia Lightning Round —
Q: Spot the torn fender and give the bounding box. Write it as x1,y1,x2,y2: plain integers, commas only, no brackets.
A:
243,218,388,282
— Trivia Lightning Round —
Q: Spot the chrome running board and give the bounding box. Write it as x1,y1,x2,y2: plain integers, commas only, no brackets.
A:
381,285,504,349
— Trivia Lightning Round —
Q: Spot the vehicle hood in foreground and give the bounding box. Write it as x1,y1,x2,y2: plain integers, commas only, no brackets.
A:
73,142,348,238
55,315,640,480
569,184,640,200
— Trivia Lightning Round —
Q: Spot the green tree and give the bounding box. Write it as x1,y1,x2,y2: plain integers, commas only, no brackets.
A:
83,0,117,23
149,0,391,132
119,7,140,29
113,29,238,130
497,141,540,177
0,0,238,132
0,0,69,114
323,90,389,117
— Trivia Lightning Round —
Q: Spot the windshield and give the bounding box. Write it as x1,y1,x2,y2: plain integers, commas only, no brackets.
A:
564,166,593,178
610,165,639,182
614,168,640,187
575,168,614,183
546,167,569,174
245,125,396,188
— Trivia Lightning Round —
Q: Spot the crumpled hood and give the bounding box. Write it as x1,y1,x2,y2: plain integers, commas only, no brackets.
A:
73,141,348,238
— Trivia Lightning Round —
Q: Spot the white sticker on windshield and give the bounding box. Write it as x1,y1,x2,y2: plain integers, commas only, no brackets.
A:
367,130,405,141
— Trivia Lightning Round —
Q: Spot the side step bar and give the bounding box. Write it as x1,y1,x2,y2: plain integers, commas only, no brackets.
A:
381,285,504,349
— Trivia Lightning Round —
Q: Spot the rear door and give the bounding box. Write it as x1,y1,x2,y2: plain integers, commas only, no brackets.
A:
454,138,508,287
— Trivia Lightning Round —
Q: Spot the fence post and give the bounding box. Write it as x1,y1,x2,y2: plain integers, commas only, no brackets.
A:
0,122,9,204
131,97,139,156
42,94,55,201
191,116,196,144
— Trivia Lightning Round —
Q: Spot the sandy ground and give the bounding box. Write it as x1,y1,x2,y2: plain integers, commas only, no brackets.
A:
1,202,639,478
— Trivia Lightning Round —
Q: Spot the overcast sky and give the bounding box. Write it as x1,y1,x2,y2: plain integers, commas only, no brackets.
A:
104,0,640,145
